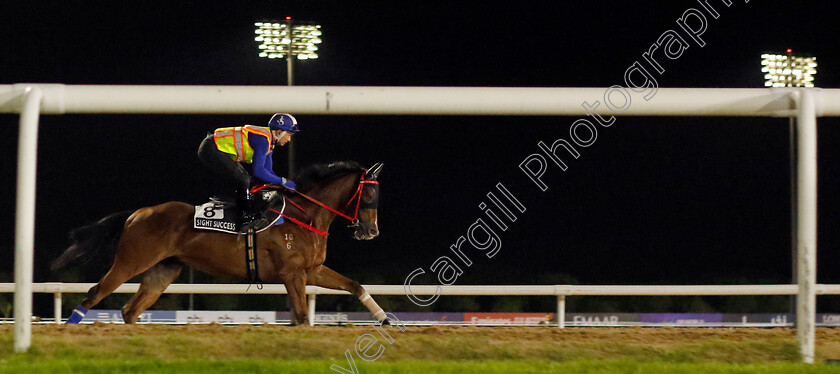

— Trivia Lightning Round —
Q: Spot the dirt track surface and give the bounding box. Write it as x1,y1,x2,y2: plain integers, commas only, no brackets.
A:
5,324,840,362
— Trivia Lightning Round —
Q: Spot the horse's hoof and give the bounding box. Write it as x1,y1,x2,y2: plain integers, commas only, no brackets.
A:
380,318,391,326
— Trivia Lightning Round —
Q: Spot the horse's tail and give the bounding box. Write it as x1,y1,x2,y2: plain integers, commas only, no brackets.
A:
51,210,133,271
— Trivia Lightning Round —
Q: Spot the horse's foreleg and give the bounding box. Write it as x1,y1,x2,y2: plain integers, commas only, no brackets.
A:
122,260,183,324
282,272,309,326
306,265,388,324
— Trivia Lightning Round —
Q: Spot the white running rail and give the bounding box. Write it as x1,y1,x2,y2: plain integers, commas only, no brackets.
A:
2,84,838,362
3,282,839,328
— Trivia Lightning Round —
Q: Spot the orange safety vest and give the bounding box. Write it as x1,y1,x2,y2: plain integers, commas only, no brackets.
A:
213,125,274,163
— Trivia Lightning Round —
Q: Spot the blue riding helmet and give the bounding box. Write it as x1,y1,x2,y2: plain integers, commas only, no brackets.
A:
268,113,300,132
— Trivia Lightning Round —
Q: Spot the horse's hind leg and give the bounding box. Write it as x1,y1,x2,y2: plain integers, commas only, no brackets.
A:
67,267,141,323
122,260,183,324
67,240,171,323
306,265,389,324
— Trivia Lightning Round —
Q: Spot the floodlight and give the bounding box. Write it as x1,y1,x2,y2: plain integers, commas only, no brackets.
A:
760,51,817,87
254,20,322,61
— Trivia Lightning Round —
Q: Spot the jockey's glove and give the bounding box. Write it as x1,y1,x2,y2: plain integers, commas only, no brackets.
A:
281,178,296,190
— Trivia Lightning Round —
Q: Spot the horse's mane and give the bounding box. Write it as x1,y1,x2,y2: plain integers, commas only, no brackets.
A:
295,161,364,189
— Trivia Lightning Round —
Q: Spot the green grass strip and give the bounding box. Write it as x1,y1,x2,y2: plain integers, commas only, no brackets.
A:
2,358,840,374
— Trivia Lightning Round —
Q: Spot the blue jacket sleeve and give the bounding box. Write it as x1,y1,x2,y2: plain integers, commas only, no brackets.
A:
249,133,287,185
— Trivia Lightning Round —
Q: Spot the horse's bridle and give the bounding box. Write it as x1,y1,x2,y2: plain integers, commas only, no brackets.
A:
293,172,379,226
252,171,379,235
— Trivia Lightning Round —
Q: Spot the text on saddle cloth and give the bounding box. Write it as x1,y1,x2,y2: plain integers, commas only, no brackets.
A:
193,191,286,234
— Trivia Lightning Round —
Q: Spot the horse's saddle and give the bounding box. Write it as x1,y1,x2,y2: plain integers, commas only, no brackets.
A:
193,190,286,234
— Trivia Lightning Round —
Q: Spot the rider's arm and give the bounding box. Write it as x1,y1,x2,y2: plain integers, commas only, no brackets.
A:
249,133,289,186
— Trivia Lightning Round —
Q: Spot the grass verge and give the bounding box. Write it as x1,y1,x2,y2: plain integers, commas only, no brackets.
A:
3,358,840,374
2,325,840,373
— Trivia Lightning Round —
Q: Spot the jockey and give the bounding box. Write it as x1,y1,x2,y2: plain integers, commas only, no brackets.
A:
198,113,300,226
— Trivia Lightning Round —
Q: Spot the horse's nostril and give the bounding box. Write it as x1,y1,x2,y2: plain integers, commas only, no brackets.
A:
369,229,378,236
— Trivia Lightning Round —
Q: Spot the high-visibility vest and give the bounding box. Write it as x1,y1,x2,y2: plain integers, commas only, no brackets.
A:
213,125,273,163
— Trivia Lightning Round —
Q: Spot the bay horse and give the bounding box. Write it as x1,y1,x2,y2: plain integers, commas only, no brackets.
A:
51,161,388,325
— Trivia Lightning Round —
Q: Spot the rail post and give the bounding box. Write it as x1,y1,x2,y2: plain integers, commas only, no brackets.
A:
794,89,818,364
308,294,316,326
557,295,566,328
13,85,43,353
54,292,62,324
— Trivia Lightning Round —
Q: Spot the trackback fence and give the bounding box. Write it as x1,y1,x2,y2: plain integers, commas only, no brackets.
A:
2,84,840,362
3,282,840,327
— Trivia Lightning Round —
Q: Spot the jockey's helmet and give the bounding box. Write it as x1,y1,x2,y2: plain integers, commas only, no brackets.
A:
268,113,300,133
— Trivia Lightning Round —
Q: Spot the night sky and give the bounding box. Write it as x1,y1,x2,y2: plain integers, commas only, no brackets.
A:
2,1,840,303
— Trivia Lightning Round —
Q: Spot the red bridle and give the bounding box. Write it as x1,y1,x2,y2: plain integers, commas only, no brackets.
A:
251,172,379,236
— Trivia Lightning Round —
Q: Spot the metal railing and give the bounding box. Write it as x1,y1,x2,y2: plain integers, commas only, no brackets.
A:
3,84,837,361
3,282,839,328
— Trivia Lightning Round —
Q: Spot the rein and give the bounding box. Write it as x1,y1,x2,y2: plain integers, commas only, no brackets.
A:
251,172,379,236
269,208,329,236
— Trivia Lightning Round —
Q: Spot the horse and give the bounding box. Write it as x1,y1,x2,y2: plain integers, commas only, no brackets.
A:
51,161,388,325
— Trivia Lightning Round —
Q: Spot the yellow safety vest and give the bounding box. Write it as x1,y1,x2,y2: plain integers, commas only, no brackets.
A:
213,125,273,163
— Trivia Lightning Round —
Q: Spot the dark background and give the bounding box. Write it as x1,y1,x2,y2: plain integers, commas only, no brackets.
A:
1,1,839,314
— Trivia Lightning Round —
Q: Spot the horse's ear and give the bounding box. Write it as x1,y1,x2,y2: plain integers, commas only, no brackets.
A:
366,162,384,180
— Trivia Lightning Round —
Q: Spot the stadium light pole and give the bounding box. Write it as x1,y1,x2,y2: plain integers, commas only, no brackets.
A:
254,17,322,177
761,49,818,300
763,50,819,362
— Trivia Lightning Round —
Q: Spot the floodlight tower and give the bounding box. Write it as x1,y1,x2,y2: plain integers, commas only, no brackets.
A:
254,17,322,176
763,49,818,335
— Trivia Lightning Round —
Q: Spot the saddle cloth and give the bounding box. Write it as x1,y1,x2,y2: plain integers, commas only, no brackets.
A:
193,190,286,234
